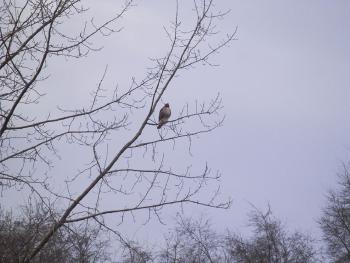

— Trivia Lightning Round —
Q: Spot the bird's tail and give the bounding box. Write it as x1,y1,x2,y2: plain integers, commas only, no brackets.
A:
157,120,166,129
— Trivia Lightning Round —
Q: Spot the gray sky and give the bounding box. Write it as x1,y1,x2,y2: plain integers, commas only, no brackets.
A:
6,0,350,247
99,0,350,240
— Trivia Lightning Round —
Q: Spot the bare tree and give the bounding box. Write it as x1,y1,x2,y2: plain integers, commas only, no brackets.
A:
159,216,225,263
319,164,350,263
120,241,153,263
0,0,133,191
0,0,235,261
225,206,317,263
0,203,110,263
157,207,318,263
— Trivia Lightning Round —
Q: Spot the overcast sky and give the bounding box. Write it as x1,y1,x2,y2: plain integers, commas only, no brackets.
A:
97,0,350,240
6,0,350,247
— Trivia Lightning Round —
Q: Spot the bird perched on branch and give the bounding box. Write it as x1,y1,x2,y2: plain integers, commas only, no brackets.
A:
157,103,171,129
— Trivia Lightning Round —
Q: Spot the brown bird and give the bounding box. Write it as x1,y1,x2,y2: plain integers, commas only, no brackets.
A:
157,103,171,129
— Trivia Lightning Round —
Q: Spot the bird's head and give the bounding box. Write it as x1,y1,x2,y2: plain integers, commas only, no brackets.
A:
165,103,170,107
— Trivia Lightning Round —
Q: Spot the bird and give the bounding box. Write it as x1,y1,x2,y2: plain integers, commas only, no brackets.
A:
157,103,171,129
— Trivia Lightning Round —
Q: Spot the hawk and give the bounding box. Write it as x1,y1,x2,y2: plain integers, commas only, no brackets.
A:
157,103,171,129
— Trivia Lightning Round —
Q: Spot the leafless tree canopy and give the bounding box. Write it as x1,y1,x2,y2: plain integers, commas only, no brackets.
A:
225,206,317,263
0,203,111,263
159,217,225,263
120,208,318,263
0,0,235,261
320,165,350,263
120,241,153,263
